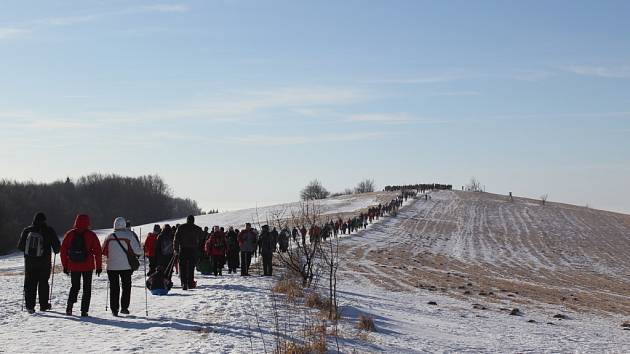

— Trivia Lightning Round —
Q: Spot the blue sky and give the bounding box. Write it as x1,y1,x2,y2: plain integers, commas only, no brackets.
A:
1,0,629,213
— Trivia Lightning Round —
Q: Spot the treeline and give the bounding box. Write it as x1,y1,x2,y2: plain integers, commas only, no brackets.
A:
0,174,201,255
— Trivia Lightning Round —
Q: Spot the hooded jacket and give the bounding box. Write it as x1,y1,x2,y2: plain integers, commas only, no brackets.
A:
60,214,103,272
17,212,60,266
102,217,142,271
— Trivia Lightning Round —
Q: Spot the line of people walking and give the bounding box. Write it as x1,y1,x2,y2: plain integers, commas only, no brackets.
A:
17,192,414,317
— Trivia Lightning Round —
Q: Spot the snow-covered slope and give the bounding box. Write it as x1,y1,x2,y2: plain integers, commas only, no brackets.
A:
2,190,629,353
334,190,630,352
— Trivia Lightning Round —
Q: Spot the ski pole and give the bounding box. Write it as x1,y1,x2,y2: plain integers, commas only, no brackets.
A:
49,253,57,308
141,227,148,317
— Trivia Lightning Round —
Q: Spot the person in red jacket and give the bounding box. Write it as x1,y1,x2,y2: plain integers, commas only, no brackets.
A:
60,214,102,317
205,226,227,276
144,224,160,275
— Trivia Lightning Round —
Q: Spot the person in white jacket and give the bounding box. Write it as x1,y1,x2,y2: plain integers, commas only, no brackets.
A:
102,217,142,317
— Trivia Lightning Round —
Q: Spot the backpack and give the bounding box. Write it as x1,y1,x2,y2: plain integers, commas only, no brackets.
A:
161,236,174,255
25,231,45,257
214,238,225,250
69,231,88,263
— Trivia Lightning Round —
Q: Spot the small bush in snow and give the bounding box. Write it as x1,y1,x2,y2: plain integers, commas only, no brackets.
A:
272,278,304,301
357,314,376,332
306,292,324,309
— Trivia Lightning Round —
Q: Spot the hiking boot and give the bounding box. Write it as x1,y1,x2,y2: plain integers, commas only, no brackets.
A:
112,310,119,317
27,308,35,314
40,303,52,311
65,305,72,316
80,312,89,317
120,309,129,315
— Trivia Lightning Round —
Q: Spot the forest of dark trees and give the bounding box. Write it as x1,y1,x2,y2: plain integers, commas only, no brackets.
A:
0,174,201,255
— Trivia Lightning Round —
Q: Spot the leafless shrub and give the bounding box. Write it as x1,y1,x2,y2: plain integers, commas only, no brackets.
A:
541,194,549,206
357,314,376,332
466,177,483,192
355,178,375,194
306,292,324,308
276,201,323,287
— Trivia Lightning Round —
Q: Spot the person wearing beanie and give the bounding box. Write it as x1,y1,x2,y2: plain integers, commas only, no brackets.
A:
17,212,60,313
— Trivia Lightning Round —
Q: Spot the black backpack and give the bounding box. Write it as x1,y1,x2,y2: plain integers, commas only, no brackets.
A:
69,231,88,262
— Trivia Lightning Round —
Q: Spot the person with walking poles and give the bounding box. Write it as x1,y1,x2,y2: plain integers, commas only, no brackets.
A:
173,215,202,290
60,214,102,317
237,223,257,276
17,212,60,314
102,217,142,317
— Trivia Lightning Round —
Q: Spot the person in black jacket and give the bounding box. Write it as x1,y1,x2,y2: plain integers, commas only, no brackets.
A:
258,225,276,276
226,227,240,274
173,215,202,290
17,212,60,313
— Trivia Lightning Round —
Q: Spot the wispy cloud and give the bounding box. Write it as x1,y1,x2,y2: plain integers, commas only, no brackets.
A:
564,65,630,79
138,4,190,13
224,132,385,146
34,15,99,26
510,70,554,82
428,90,480,97
0,4,189,41
346,112,448,125
0,86,368,130
347,113,413,124
0,27,30,40
361,74,463,85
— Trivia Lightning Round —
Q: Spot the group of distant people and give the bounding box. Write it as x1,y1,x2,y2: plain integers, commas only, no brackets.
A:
17,191,416,318
384,183,452,193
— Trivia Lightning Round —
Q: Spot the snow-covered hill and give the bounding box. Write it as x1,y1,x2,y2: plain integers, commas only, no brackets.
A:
1,190,629,353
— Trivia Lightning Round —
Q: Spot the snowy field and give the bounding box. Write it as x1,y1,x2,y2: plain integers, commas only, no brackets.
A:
1,191,629,353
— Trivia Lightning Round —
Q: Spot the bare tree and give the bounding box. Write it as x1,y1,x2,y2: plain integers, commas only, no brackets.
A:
466,177,483,192
275,201,322,287
300,179,330,201
354,178,375,194
540,194,549,206
319,229,340,321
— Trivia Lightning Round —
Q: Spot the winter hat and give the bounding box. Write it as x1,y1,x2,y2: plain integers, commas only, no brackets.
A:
32,212,47,226
114,217,127,230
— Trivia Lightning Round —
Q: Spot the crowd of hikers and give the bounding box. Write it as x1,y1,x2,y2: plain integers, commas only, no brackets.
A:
16,188,432,318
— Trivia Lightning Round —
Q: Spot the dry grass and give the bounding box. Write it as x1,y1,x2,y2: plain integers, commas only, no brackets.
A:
273,278,304,301
357,314,376,332
306,292,324,308
277,323,327,354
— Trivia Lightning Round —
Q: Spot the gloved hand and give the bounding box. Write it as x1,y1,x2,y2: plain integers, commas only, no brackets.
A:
63,268,69,275
95,269,102,277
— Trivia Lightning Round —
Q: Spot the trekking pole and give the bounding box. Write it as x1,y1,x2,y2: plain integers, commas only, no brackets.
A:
105,279,109,311
21,277,26,312
49,253,57,308
141,227,148,317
